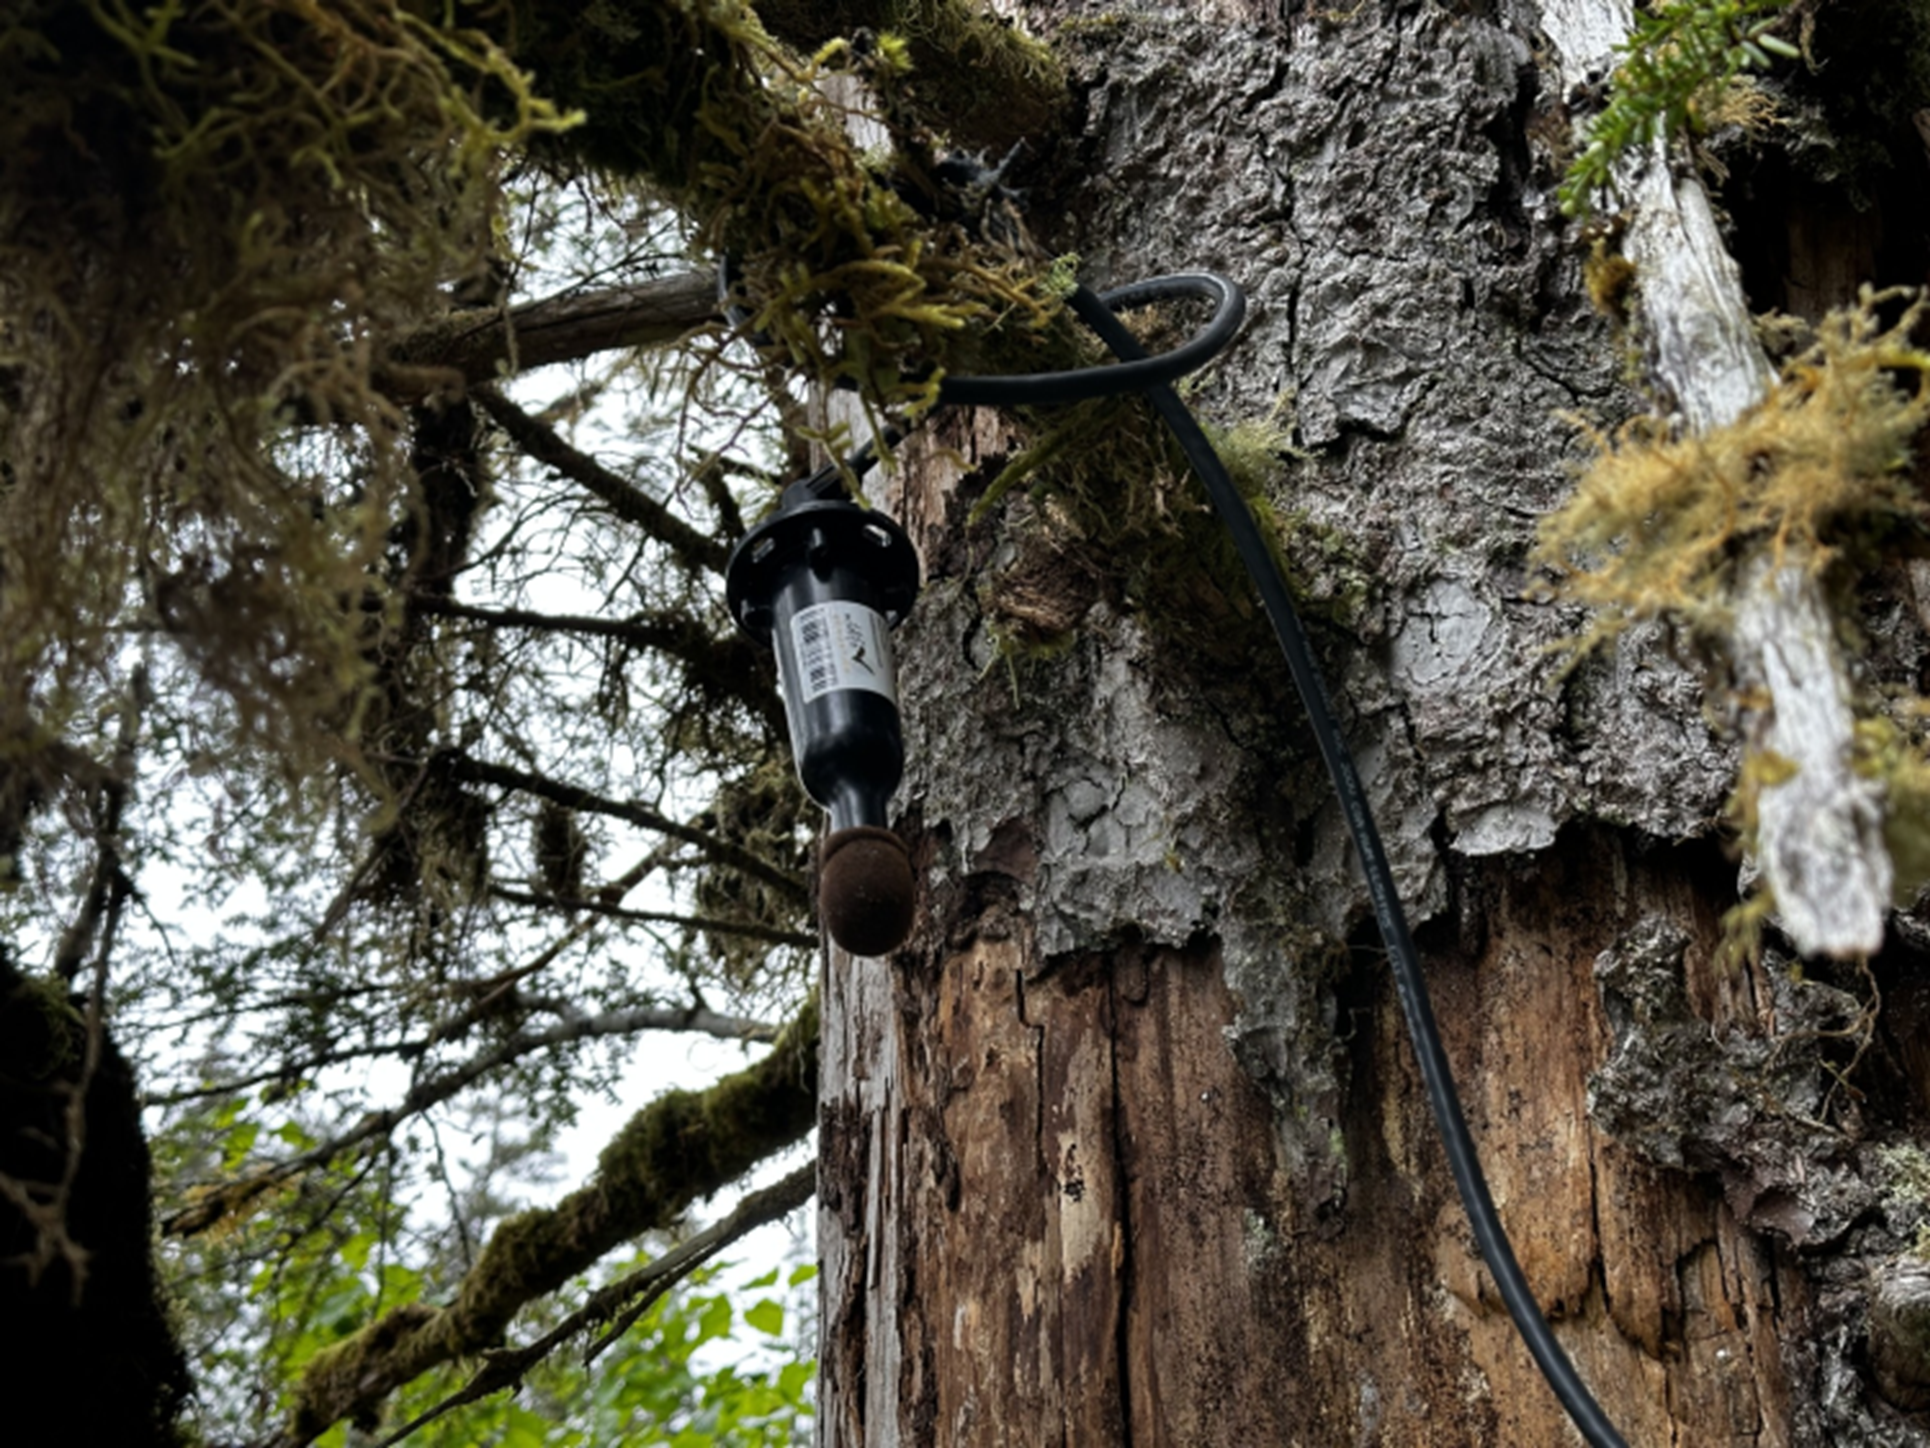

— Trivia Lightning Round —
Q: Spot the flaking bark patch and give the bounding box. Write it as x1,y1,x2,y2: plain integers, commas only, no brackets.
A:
1589,915,1877,1247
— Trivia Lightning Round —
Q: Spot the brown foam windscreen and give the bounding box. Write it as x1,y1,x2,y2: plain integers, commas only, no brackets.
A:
818,826,915,957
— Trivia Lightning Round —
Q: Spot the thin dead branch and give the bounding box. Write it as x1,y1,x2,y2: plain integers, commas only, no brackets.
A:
384,274,718,393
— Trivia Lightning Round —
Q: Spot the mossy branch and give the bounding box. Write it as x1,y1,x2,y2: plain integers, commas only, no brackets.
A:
384,273,720,393
498,0,1066,403
279,998,819,1445
1535,289,1930,638
752,0,1064,153
371,1163,816,1446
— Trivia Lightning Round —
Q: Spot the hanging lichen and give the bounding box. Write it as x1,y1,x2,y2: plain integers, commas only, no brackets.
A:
0,0,1072,793
0,1,576,775
496,0,1068,408
1539,290,1930,938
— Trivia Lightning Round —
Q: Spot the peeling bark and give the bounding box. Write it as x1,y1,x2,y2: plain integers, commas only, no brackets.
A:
824,832,1827,1443
1732,564,1891,957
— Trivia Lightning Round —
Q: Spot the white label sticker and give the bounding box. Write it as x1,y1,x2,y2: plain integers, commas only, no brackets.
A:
790,601,896,705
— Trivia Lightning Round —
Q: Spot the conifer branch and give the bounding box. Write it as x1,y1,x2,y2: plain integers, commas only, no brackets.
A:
434,752,809,905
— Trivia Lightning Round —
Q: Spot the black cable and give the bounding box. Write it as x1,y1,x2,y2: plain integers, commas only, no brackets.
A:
720,265,1243,490
725,262,1628,1443
781,275,1238,499
1064,277,1629,1448
937,272,1245,406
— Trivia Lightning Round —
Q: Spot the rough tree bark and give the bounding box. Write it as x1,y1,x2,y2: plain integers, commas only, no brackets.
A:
818,1,1930,1444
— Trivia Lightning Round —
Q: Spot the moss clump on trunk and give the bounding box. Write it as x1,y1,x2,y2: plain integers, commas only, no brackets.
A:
0,958,190,1447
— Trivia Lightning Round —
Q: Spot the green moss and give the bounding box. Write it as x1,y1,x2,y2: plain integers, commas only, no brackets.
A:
0,1,573,774
1583,231,1640,324
1543,291,1930,961
964,377,1365,671
1053,10,1134,42
0,966,80,1085
1852,715,1930,900
1537,289,1930,647
498,0,1071,416
752,0,1065,152
1876,1142,1930,1259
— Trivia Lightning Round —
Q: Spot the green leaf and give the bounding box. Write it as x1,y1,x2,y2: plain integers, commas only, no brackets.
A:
777,1360,814,1400
501,1404,552,1448
220,1118,261,1169
339,1230,374,1271
743,1298,784,1336
695,1294,733,1345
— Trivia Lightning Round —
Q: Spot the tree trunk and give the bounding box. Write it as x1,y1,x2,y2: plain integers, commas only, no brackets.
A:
818,1,1930,1443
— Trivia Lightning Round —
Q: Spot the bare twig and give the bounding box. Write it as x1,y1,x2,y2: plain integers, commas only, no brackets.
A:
406,594,779,729
146,999,777,1109
162,1002,779,1237
437,752,808,905
490,885,814,949
472,386,729,575
52,668,146,983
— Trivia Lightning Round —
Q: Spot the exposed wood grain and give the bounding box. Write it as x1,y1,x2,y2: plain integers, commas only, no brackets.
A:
1732,562,1891,956
819,833,1802,1444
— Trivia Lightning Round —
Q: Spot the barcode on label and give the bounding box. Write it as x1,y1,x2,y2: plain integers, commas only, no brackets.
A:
798,611,838,696
790,601,895,706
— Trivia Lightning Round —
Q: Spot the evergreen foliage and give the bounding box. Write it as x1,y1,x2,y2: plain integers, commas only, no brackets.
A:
1559,0,1801,216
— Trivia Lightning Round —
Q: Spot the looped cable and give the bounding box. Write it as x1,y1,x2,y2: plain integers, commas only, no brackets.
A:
936,272,1245,406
